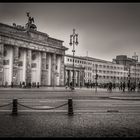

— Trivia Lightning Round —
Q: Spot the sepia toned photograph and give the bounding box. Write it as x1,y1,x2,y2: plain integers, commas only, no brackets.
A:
0,2,140,138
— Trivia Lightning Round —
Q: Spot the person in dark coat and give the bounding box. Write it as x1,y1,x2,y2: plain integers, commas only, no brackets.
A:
122,82,126,92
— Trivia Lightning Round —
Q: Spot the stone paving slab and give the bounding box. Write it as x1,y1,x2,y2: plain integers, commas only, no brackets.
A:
109,96,140,100
0,112,140,137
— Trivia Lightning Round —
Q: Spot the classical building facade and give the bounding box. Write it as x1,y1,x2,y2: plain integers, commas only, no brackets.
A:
64,54,140,87
0,14,67,87
64,54,85,87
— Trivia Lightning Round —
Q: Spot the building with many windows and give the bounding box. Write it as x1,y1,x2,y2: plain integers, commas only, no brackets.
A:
0,13,68,87
64,54,140,87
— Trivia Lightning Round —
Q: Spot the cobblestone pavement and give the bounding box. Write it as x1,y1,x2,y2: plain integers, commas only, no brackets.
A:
0,112,140,137
0,87,140,137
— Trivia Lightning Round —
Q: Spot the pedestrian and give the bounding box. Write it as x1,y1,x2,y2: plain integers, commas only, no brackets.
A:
11,82,14,88
122,82,125,92
113,83,116,90
119,82,123,91
138,82,140,92
127,82,130,92
37,82,39,88
19,81,22,88
107,82,112,93
22,81,25,88
5,81,8,88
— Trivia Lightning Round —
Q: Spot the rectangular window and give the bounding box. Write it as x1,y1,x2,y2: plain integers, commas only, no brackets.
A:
3,60,9,65
46,64,48,69
31,63,37,68
18,61,23,67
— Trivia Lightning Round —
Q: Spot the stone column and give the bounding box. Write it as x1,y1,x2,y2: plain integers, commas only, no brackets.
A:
38,51,42,84
26,49,32,84
69,70,72,82
48,53,52,86
80,71,84,87
41,52,47,86
68,70,70,86
57,55,61,86
59,55,65,86
22,49,27,82
78,71,80,87
51,53,56,87
75,70,77,86
12,46,19,85
65,70,68,86
0,43,4,86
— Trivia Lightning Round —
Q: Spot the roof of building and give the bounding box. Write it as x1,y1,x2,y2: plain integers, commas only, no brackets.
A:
65,54,114,64
0,22,68,51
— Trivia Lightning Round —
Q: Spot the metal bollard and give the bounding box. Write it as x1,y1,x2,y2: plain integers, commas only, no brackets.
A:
68,98,73,115
12,99,18,115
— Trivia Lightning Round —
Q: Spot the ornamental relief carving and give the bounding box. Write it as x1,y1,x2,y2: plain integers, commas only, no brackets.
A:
32,51,37,60
3,49,7,57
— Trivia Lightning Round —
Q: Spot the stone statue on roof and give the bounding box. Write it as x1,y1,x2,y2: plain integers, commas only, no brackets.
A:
25,12,37,31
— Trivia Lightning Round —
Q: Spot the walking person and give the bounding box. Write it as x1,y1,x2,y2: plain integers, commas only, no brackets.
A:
108,82,112,93
122,82,126,92
127,82,130,92
119,82,123,91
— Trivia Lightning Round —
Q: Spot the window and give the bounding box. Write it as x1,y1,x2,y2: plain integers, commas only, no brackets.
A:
3,60,9,65
31,63,37,68
99,65,102,68
18,61,23,67
46,64,48,69
99,70,102,73
32,51,37,60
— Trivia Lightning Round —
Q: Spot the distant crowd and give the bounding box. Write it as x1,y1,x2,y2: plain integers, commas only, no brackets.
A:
66,81,140,92
0,81,40,88
85,81,140,92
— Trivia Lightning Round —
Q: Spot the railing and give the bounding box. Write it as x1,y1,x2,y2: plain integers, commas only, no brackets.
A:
0,99,73,116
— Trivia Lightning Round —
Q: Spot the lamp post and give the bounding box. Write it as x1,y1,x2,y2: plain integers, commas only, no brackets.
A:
69,29,78,90
128,66,131,91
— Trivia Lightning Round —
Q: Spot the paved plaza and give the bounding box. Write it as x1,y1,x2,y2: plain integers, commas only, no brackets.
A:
0,87,140,137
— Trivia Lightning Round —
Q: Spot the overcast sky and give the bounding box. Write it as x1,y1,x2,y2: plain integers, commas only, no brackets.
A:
0,3,140,61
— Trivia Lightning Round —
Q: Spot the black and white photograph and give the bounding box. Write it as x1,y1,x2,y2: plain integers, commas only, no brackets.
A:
0,2,140,138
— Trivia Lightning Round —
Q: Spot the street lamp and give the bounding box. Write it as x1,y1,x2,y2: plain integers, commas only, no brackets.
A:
128,66,131,91
69,29,79,90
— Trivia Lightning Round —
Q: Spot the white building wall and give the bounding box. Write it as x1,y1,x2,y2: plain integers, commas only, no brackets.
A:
48,53,52,85
56,55,61,86
3,46,13,85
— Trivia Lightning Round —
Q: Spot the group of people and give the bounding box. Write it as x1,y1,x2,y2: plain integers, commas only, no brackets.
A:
107,81,140,92
1,81,40,88
65,81,140,92
18,81,40,88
